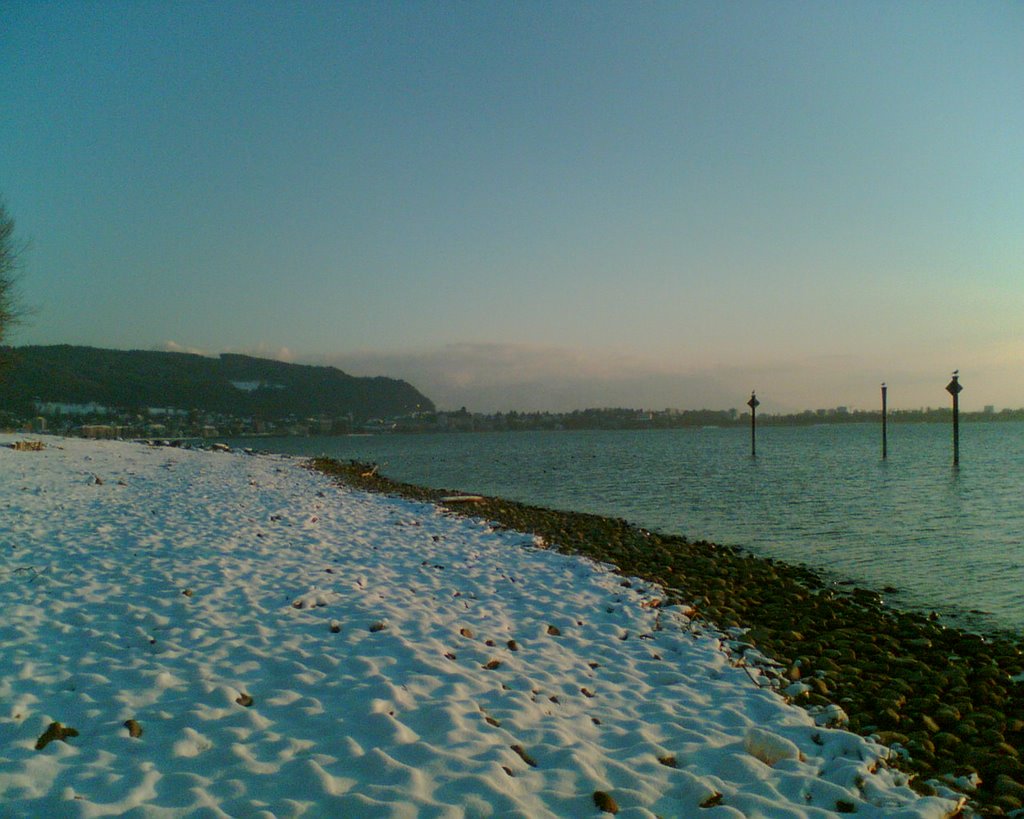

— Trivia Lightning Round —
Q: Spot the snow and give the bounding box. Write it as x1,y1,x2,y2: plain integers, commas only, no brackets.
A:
33,401,110,416
0,436,965,818
230,381,285,392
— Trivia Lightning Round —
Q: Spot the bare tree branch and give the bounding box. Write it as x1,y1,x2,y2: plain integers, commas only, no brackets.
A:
0,197,29,346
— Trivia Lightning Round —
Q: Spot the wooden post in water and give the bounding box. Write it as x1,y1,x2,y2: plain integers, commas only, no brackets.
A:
946,371,962,466
881,382,888,460
747,391,760,458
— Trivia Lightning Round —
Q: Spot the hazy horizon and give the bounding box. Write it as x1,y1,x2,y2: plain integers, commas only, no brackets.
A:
6,339,1006,417
3,3,1021,415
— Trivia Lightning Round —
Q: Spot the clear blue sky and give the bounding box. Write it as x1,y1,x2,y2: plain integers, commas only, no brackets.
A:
2,1,1022,412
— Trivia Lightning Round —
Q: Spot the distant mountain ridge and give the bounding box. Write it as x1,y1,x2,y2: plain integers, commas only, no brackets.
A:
0,345,434,420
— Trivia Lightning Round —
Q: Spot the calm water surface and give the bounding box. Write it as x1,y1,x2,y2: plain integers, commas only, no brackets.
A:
229,423,1024,635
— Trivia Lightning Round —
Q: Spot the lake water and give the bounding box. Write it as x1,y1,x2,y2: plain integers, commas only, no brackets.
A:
227,423,1024,636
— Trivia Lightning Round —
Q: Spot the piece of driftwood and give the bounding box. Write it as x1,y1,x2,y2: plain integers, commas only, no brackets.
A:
9,440,45,452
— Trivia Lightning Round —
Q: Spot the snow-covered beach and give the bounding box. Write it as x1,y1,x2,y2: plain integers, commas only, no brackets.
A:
0,436,964,817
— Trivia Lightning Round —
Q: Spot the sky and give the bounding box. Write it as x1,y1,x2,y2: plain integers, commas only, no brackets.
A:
2,1,1022,413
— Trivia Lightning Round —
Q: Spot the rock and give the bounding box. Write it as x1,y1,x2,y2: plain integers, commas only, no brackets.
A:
810,703,849,729
700,792,723,808
35,722,79,750
546,624,561,636
995,775,1024,800
997,742,1021,759
873,731,909,747
9,440,45,451
878,707,902,728
906,737,935,761
932,732,961,755
994,794,1022,812
909,779,937,796
808,677,829,696
985,754,1024,779
236,693,254,707
593,791,619,814
743,727,803,766
510,744,537,767
816,656,841,672
920,715,941,734
369,621,386,632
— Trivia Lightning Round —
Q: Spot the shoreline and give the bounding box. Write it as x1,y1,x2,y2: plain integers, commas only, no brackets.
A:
311,456,1024,815
221,426,1024,640
0,434,1006,816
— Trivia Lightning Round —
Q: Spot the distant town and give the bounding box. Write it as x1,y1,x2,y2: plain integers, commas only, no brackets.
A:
4,346,1019,442
5,401,1024,442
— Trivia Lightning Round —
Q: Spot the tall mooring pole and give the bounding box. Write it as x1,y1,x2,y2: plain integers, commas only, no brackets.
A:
747,391,760,458
946,371,962,466
881,382,888,460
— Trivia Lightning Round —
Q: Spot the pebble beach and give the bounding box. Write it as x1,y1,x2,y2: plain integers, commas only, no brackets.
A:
315,460,1024,816
0,435,987,816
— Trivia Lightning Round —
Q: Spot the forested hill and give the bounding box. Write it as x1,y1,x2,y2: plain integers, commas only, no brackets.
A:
0,345,434,420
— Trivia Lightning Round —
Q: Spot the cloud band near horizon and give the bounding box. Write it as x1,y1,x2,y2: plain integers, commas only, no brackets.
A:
154,340,1017,415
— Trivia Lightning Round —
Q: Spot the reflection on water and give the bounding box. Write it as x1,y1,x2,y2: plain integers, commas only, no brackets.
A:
229,422,1024,635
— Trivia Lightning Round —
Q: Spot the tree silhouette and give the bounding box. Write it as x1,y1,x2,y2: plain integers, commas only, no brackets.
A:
0,198,27,345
